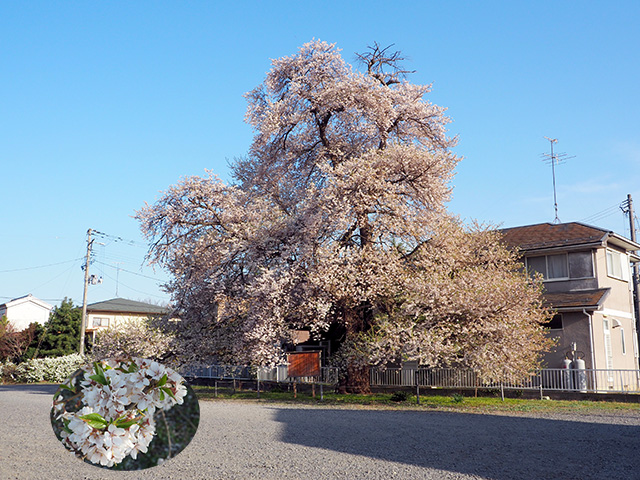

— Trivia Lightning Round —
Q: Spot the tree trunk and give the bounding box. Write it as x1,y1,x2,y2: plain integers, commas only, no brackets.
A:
331,302,375,395
339,363,371,394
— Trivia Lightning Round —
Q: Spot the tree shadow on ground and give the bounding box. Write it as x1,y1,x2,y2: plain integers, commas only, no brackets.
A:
0,384,58,395
271,407,640,480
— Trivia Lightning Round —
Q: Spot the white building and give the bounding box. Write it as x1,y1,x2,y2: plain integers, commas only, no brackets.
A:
0,294,53,331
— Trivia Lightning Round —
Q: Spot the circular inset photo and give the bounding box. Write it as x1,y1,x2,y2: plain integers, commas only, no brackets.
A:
50,357,199,470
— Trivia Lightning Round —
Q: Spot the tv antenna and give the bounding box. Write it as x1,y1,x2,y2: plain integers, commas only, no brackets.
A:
541,137,574,223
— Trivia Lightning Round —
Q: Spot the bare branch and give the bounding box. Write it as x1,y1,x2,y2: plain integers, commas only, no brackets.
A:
355,42,416,86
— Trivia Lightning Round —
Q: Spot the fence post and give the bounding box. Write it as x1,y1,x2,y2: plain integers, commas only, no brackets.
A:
415,370,420,405
620,370,624,393
539,371,543,400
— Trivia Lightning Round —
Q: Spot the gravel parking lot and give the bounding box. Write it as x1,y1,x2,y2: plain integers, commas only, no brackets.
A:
1,384,640,479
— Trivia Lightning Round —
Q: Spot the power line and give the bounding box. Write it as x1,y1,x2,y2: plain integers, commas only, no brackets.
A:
0,257,84,273
580,203,621,224
92,230,148,248
99,270,169,300
94,260,165,282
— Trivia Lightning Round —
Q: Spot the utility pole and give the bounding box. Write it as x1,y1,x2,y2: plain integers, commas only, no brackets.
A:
79,229,93,356
622,194,640,351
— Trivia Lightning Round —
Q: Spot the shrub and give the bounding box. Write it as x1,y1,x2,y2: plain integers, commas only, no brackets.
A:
8,354,85,383
452,393,464,403
0,360,17,383
390,391,409,402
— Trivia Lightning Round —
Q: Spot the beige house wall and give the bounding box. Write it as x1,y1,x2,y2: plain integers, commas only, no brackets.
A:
86,312,150,333
591,312,638,370
594,248,634,311
593,247,638,370
539,246,638,371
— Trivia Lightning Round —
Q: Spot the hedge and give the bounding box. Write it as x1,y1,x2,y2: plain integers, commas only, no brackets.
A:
1,354,86,384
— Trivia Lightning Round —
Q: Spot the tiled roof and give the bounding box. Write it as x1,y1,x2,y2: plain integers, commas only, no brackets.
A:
542,288,610,311
87,298,169,315
499,222,608,251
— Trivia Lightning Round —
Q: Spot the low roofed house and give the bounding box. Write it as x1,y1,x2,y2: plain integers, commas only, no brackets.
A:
500,222,640,375
85,298,170,342
0,294,53,331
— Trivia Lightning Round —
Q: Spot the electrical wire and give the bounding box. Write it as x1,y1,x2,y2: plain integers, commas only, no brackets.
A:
580,203,622,224
0,258,84,273
92,230,148,248
99,270,168,300
93,260,166,281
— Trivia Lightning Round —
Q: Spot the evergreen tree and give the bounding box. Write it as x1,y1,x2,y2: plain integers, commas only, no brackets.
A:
23,298,81,359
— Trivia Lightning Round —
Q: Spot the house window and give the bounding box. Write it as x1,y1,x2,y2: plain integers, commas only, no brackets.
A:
568,251,594,278
527,254,568,280
621,328,626,355
93,317,110,327
545,314,563,330
606,249,630,281
527,251,594,281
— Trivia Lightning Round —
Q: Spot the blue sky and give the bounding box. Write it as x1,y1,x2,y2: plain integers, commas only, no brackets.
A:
1,1,639,308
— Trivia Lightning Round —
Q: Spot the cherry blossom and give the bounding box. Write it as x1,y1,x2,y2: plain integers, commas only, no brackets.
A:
53,358,187,468
137,40,551,391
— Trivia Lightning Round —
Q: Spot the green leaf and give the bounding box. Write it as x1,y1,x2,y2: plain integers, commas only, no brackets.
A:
157,373,168,387
115,418,141,429
162,386,176,401
127,362,139,373
92,361,104,376
79,413,109,430
58,383,75,392
159,389,165,401
62,419,73,434
89,374,108,386
90,362,109,385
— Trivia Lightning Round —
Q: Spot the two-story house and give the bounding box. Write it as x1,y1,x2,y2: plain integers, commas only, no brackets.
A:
85,298,171,342
500,222,640,375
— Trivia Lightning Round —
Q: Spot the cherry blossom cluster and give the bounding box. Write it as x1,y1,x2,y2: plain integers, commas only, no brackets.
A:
53,358,187,467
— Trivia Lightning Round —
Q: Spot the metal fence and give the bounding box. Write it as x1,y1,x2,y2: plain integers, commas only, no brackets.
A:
370,367,640,394
181,364,339,385
181,364,640,394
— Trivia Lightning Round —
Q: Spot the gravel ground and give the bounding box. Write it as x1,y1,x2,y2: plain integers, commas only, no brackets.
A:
1,384,640,480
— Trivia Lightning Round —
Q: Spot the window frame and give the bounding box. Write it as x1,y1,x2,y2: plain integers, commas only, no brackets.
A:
606,248,630,282
526,253,570,282
92,316,110,328
526,251,596,282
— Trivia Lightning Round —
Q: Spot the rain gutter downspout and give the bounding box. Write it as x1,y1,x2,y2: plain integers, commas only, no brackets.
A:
584,309,597,386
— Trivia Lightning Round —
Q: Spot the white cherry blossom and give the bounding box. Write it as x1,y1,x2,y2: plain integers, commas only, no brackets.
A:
53,358,188,468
